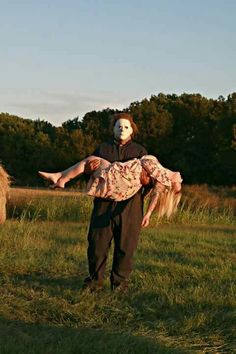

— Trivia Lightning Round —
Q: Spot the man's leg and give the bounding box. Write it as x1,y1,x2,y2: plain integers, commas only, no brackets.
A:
84,199,114,289
87,225,113,285
110,192,143,289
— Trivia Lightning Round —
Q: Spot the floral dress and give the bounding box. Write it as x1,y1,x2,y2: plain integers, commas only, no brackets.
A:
86,155,181,201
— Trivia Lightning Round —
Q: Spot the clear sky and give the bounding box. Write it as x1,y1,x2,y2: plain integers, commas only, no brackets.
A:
0,0,235,126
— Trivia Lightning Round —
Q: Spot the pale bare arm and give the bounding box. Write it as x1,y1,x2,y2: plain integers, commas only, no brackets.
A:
141,183,165,227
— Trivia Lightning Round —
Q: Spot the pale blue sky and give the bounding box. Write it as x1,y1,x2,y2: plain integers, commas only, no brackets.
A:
0,0,235,126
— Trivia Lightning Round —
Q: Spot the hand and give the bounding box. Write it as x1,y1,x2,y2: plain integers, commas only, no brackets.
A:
141,213,150,228
84,159,101,174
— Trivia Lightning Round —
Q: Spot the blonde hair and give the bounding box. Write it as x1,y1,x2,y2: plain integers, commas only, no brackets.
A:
155,189,181,219
145,187,181,219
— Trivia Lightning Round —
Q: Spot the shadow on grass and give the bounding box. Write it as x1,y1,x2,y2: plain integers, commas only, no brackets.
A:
11,272,84,288
137,223,236,272
4,273,86,300
135,250,206,273
127,291,235,352
0,316,185,354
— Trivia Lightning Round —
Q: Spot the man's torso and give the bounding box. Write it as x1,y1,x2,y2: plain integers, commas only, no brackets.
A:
93,140,147,163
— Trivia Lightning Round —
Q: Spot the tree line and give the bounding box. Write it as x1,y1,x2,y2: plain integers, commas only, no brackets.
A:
0,93,235,186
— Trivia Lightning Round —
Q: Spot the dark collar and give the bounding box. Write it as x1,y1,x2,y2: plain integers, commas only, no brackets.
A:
113,138,132,147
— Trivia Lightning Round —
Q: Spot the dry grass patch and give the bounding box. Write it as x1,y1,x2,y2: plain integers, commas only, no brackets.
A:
0,164,10,224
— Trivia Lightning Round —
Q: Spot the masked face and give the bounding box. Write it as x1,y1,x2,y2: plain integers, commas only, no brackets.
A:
113,119,133,142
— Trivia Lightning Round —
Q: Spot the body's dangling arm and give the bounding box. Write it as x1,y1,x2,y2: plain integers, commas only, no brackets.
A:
141,183,165,227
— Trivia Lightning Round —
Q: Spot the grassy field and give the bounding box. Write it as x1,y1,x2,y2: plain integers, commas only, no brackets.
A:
0,186,235,353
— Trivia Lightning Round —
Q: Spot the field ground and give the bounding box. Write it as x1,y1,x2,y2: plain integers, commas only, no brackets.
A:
0,187,235,353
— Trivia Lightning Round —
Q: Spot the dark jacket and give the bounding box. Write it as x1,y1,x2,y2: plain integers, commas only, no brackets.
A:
93,139,147,164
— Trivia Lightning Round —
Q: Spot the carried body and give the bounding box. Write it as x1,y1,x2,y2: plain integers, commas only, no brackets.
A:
86,155,181,201
38,113,182,292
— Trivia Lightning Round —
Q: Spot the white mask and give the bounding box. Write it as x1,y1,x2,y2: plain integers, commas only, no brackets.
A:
113,119,133,142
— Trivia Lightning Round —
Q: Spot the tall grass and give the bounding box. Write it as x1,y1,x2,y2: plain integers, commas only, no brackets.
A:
0,221,235,352
7,185,236,225
7,188,93,223
0,185,235,353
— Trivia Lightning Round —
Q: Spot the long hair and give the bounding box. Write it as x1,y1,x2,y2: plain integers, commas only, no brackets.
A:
143,159,182,219
144,186,181,219
155,189,181,219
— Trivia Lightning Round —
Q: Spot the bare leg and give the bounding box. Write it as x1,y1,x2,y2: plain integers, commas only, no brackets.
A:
38,156,110,188
38,171,62,185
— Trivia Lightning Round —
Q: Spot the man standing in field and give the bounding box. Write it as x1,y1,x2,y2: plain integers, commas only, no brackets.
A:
84,112,147,292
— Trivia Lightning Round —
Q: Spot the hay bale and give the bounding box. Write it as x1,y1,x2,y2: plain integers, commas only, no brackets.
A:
0,164,10,224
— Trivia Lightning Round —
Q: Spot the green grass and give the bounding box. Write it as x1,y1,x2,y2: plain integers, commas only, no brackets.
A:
0,188,235,353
